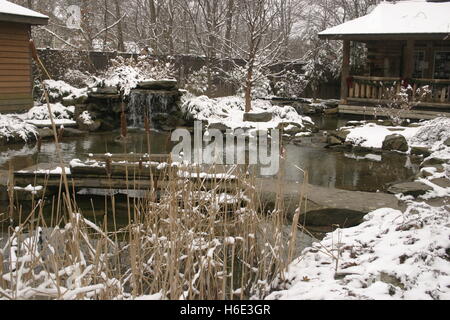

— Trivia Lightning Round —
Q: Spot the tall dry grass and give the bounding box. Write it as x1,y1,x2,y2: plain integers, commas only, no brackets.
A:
0,84,309,300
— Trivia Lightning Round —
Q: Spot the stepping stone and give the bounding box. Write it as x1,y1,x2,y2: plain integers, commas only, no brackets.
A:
387,181,433,197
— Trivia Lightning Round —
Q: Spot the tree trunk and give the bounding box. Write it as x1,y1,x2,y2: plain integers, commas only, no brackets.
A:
149,0,158,54
115,0,125,52
245,64,253,113
224,0,234,58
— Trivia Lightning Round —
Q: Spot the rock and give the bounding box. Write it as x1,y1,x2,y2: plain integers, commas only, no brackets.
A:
327,130,350,143
430,178,450,189
61,128,88,138
411,146,431,157
62,95,88,107
137,79,178,91
37,128,54,140
444,137,450,147
76,117,101,132
387,182,433,197
327,136,342,146
88,87,120,99
207,122,231,132
243,112,272,123
382,134,408,152
421,157,446,167
258,179,400,228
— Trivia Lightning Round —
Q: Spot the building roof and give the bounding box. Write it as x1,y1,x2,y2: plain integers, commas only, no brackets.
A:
319,0,450,40
0,0,49,25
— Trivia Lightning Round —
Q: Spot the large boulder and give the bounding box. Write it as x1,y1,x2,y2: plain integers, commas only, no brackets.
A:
208,122,232,132
137,79,178,91
382,134,408,152
327,130,350,145
243,112,272,123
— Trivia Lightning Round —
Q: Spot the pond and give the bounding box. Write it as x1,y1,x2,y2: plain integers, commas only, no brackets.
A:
0,116,420,193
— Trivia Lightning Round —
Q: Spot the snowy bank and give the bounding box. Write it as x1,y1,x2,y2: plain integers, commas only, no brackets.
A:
0,114,37,144
265,202,450,300
182,96,316,132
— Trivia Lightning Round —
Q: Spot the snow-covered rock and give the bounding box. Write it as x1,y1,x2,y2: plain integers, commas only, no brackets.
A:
0,114,37,144
43,80,88,104
182,95,316,133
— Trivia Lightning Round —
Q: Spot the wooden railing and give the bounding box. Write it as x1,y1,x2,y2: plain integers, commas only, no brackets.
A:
347,76,450,105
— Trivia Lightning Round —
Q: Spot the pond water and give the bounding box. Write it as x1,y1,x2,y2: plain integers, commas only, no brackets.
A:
0,115,420,234
0,116,419,193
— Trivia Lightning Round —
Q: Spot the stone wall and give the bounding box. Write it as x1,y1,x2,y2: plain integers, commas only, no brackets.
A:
33,49,322,98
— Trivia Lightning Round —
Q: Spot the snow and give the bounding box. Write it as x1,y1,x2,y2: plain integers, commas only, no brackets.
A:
0,0,48,19
27,103,75,121
0,114,37,142
409,118,450,161
265,203,450,300
344,123,420,150
78,111,94,125
18,167,71,175
264,117,450,300
14,185,43,195
319,1,450,37
182,96,314,131
43,80,88,102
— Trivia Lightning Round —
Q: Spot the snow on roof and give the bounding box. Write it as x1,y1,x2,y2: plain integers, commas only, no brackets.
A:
0,0,48,20
319,0,450,37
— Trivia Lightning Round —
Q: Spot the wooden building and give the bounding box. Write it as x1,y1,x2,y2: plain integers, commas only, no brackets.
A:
0,0,48,113
319,0,450,119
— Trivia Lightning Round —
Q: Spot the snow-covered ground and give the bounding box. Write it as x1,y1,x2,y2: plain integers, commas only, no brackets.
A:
182,95,315,132
265,202,449,300
344,123,420,150
265,117,450,300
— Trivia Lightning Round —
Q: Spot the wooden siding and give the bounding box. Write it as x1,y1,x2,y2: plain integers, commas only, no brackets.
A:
0,22,32,112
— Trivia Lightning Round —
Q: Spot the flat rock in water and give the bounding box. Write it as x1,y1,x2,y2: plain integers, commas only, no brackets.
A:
62,128,88,137
37,128,54,139
137,79,178,90
243,112,272,123
256,179,400,228
387,181,433,197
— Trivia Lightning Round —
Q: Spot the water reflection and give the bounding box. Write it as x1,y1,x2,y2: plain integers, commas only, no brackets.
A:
1,126,419,192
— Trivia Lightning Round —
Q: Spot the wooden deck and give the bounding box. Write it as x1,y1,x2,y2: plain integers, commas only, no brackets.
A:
338,104,450,120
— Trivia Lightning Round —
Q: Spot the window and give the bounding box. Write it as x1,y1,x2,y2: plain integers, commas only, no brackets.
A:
413,50,426,79
433,51,450,79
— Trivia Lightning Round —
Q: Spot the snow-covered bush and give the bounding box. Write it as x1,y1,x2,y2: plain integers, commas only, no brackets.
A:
377,84,431,125
0,115,37,143
274,70,308,98
225,66,272,99
27,103,75,120
40,80,88,103
184,66,218,96
182,95,314,130
93,56,175,96
62,69,92,88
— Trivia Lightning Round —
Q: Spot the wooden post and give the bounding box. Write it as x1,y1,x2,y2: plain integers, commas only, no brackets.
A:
341,40,351,104
403,40,415,79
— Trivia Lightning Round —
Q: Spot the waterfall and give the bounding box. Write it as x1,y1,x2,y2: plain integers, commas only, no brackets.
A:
127,89,181,129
